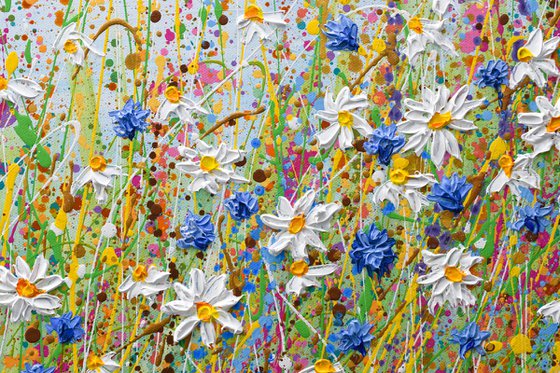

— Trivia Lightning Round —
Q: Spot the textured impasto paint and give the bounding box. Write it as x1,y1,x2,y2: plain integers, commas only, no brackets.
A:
1,0,560,372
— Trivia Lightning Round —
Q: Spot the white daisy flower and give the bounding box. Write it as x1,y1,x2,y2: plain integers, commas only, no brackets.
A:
176,139,248,195
260,190,340,259
486,153,540,197
403,17,457,64
519,96,560,155
71,156,121,203
86,352,120,373
156,85,209,124
0,75,42,106
538,300,560,323
371,156,436,214
398,85,483,168
299,359,344,373
54,22,105,66
286,261,337,296
118,264,170,299
161,268,243,347
315,86,372,150
417,246,483,314
510,29,560,88
0,254,64,322
236,1,287,43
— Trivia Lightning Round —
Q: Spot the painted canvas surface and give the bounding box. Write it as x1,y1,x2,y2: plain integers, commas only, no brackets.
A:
0,0,560,372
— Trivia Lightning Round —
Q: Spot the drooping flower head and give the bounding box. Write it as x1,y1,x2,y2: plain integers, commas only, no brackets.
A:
350,224,396,279
476,60,509,92
427,173,472,213
224,191,259,221
363,124,406,166
177,211,216,251
21,364,55,373
46,312,85,344
512,202,553,234
323,15,360,52
337,319,374,356
109,98,150,140
449,322,490,359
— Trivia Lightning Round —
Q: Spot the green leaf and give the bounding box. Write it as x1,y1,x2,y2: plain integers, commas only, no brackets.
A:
295,320,310,338
24,40,32,64
214,0,223,18
13,111,52,168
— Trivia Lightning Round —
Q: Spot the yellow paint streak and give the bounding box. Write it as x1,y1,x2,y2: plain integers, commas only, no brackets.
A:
467,0,495,85
0,164,20,256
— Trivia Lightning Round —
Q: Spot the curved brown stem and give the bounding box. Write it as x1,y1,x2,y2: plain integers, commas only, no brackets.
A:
200,106,266,139
349,52,387,91
72,18,143,80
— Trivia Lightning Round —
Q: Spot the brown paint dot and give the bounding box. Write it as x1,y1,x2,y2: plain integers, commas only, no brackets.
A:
125,53,142,70
218,15,229,25
25,327,41,343
151,10,161,23
253,169,266,182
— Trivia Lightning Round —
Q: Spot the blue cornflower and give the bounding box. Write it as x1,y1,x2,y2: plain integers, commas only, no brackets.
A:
476,60,509,100
350,224,396,279
224,192,259,221
337,319,374,356
323,15,360,52
21,364,55,373
177,211,216,251
512,203,553,234
109,98,151,140
363,124,405,166
46,312,85,344
449,322,490,359
427,173,472,213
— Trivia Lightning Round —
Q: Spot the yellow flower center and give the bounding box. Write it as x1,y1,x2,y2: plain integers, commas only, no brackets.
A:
244,4,264,23
86,354,105,370
132,265,148,282
389,168,409,185
199,155,220,172
164,86,181,104
0,76,8,91
408,17,423,34
444,266,466,283
517,46,533,63
498,154,514,178
288,214,306,234
338,111,354,128
290,260,309,277
547,116,560,132
196,302,219,323
16,278,44,298
428,112,453,130
89,156,107,172
314,359,337,373
63,40,78,54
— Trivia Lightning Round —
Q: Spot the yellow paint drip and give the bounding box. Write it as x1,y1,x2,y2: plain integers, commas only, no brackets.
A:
0,164,20,256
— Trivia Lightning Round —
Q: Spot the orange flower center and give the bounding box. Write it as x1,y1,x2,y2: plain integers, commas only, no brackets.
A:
132,265,148,282
290,260,309,277
196,302,219,322
408,17,424,34
517,46,533,63
498,154,514,178
338,111,354,128
389,168,409,185
314,359,337,373
244,4,264,22
444,266,466,283
89,156,107,172
547,116,560,132
16,278,44,298
63,40,78,54
288,214,306,234
0,76,8,91
164,86,181,103
86,354,105,370
428,112,452,130
199,155,219,172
